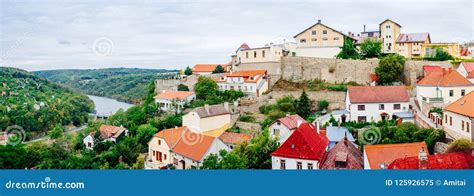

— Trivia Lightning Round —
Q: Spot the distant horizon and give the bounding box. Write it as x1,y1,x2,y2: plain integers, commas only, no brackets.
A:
1,65,180,72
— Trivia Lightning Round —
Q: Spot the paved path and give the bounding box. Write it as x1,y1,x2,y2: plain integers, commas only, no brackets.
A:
410,98,437,129
24,125,87,144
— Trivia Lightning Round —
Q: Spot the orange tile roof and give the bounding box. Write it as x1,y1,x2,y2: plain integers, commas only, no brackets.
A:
192,64,228,73
417,68,473,87
99,125,126,139
467,71,474,79
364,142,427,169
218,132,253,145
154,90,195,100
172,130,216,161
155,126,187,148
225,70,266,77
444,91,474,118
347,86,409,103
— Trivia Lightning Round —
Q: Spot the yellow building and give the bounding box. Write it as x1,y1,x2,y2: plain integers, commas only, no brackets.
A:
421,43,461,59
379,19,402,53
395,33,431,58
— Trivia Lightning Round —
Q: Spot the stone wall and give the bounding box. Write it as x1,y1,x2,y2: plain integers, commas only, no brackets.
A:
270,90,347,110
235,121,262,132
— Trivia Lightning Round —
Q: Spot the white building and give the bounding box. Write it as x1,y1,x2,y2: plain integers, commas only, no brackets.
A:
363,142,427,170
271,123,328,170
457,62,474,83
83,125,129,150
182,103,232,137
154,90,196,113
346,86,410,122
235,42,296,65
416,68,474,114
146,126,186,169
216,70,269,97
268,114,305,145
443,91,474,142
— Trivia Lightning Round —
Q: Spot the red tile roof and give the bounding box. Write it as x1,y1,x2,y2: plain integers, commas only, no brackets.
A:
389,151,474,169
370,74,378,82
364,142,427,169
461,62,474,73
99,125,127,139
417,68,472,86
216,70,267,83
467,71,474,79
218,132,253,145
270,114,306,131
154,90,195,100
347,86,409,103
444,91,474,118
172,130,216,161
192,64,228,73
422,65,442,76
272,123,329,161
322,138,363,169
155,126,187,148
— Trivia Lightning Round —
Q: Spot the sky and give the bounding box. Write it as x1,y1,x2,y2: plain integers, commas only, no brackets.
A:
0,0,472,71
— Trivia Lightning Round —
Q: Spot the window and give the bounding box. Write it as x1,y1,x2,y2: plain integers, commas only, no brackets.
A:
158,139,161,145
297,162,302,170
335,161,347,168
449,90,454,97
467,123,470,133
445,115,447,123
358,105,365,111
254,51,257,58
358,116,367,122
164,154,167,160
307,163,313,170
393,104,401,110
300,39,306,43
280,160,286,170
312,30,316,35
246,52,249,58
462,120,465,131
333,37,339,40
450,116,452,126
425,48,430,56
311,38,317,42
461,89,466,96
262,50,265,58
153,150,155,156
273,129,280,137
379,104,385,110
173,158,178,165
322,37,328,41
87,142,91,147
323,30,327,34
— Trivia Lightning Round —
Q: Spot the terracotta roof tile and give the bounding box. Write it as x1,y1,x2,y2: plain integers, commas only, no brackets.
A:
347,86,409,103
467,71,474,79
271,114,306,131
99,125,126,139
172,130,216,161
272,123,329,161
154,90,195,100
461,62,474,73
389,151,474,169
218,132,253,145
417,68,473,86
444,91,474,118
193,103,230,118
364,142,427,169
322,138,363,169
155,126,187,148
422,65,442,76
192,64,228,73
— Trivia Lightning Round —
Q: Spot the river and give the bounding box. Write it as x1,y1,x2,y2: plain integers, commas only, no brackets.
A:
87,95,134,117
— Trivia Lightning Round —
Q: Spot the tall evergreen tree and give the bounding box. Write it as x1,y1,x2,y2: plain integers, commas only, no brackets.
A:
212,65,225,73
184,66,193,76
295,91,311,119
336,36,361,59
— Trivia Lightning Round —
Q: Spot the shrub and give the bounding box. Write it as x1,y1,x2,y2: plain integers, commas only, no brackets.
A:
375,54,406,85
446,139,473,153
177,84,189,91
327,84,347,91
318,100,329,110
239,114,256,123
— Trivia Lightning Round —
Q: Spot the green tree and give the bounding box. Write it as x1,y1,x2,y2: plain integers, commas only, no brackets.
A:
136,124,158,152
184,66,193,76
318,100,329,111
434,50,454,61
194,76,218,100
336,36,361,59
177,84,189,91
48,124,64,139
375,54,406,85
212,65,225,74
360,39,382,58
446,139,473,153
295,91,311,119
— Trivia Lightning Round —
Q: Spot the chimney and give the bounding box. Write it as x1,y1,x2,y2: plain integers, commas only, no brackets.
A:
318,19,321,24
315,120,320,134
224,102,229,111
418,147,428,169
204,104,210,113
363,25,366,32
348,31,351,36
338,120,341,128
343,131,348,146
296,120,303,128
286,113,290,117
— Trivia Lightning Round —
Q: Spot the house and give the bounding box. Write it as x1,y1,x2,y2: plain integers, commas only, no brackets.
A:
146,126,186,169
171,130,229,169
422,65,442,77
422,43,461,59
271,123,329,170
346,86,410,122
325,126,355,149
192,64,230,75
269,114,306,144
321,137,363,170
416,68,474,114
379,19,402,53
457,62,474,83
294,19,355,58
218,132,253,149
154,90,196,113
313,110,350,126
235,42,295,65
83,125,129,150
363,142,427,170
443,91,474,141
389,149,474,169
182,103,232,137
395,33,431,58
215,70,269,97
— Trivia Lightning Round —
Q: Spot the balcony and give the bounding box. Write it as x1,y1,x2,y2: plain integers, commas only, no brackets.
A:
421,96,443,103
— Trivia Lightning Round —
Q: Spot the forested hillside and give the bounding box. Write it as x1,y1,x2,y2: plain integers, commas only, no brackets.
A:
0,67,94,138
34,68,178,104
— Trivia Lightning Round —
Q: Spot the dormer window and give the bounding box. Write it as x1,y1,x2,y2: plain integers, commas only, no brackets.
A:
300,39,306,43
335,161,347,168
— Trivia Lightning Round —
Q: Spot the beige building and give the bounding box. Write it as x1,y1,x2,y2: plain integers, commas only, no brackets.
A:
380,19,402,53
294,19,354,58
216,70,269,97
443,91,474,141
396,33,431,58
422,43,461,59
235,43,295,64
182,103,232,137
146,126,186,169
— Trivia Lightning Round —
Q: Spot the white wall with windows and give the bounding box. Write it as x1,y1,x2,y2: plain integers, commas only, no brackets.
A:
346,100,410,122
272,156,320,170
443,111,473,142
